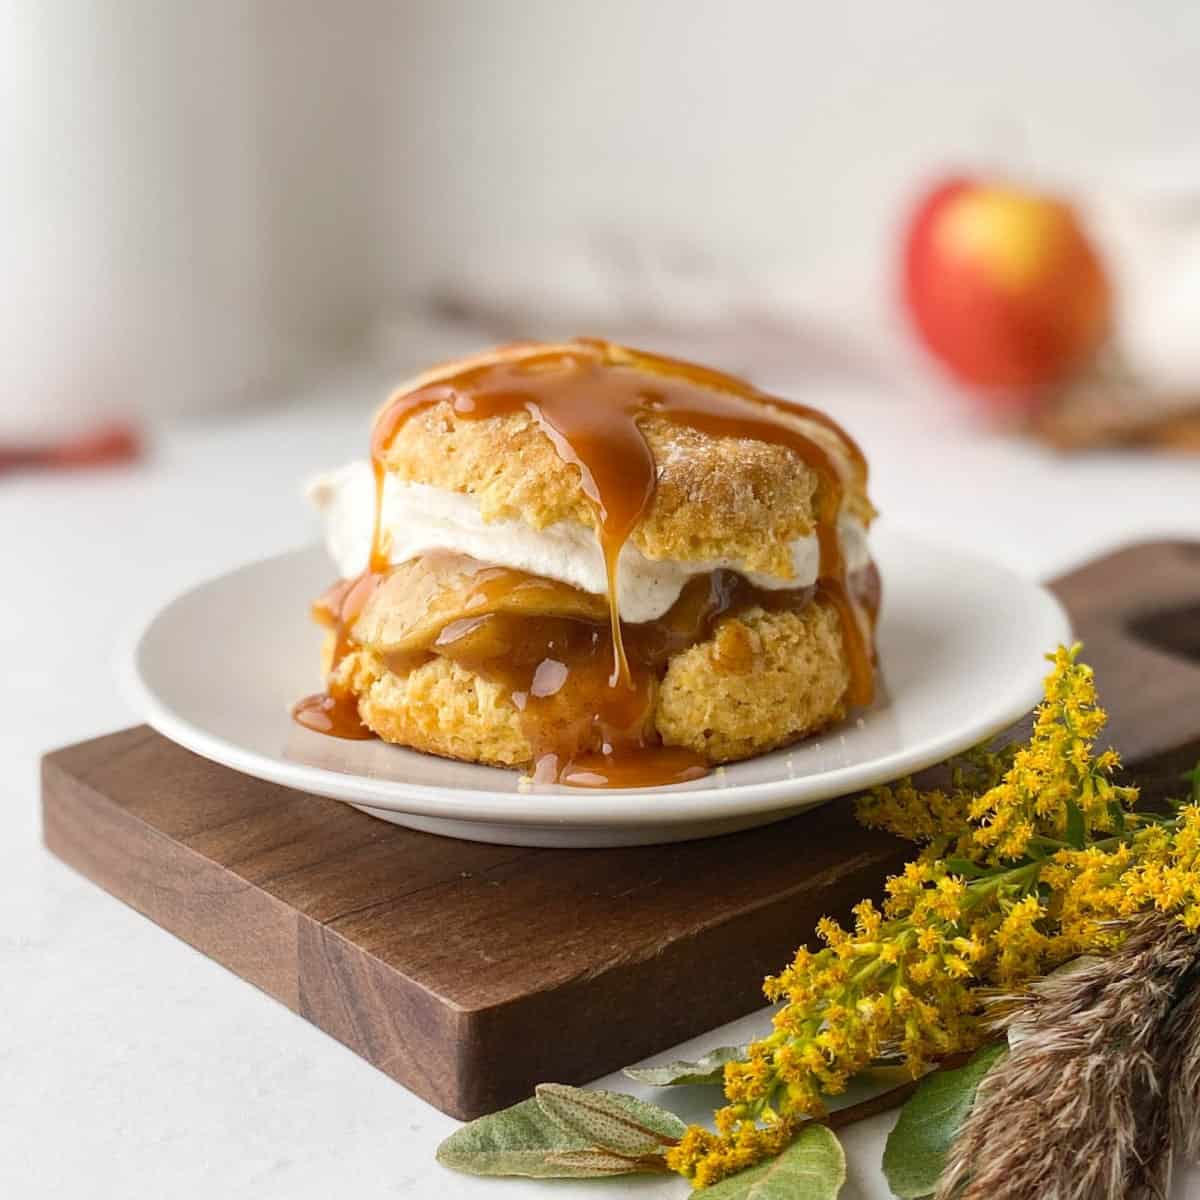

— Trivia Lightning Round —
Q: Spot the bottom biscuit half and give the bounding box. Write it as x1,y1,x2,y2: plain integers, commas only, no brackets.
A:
329,599,851,771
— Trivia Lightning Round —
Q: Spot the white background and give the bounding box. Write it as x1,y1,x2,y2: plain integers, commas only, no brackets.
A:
6,1,1200,428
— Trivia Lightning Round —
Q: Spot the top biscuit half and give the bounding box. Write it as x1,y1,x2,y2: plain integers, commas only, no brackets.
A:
372,339,875,583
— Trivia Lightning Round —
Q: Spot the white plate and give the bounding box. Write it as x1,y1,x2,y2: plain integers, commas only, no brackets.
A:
122,526,1070,847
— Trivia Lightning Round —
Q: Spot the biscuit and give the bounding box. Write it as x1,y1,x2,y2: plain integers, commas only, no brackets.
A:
376,340,874,582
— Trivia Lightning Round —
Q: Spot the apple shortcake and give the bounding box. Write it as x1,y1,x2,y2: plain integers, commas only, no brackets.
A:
295,339,880,787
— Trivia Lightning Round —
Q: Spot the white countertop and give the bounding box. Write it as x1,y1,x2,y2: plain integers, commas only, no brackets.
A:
5,366,1200,1198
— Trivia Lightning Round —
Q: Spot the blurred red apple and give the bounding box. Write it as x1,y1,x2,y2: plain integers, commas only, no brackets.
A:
903,178,1111,400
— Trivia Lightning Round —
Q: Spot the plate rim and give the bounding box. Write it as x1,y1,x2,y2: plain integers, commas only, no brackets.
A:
120,528,1072,830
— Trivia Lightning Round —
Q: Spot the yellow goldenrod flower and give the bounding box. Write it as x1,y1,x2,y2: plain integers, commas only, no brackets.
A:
669,646,1194,1189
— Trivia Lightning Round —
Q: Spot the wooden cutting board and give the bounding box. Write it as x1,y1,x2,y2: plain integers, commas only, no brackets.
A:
42,542,1200,1120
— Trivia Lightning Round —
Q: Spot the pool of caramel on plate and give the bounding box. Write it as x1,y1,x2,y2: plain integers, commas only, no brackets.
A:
294,342,876,785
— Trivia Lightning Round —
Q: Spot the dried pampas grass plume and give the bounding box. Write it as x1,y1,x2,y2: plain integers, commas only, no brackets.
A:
1162,955,1200,1170
937,912,1200,1200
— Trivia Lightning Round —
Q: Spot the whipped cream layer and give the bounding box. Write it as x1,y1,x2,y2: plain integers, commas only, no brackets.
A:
308,461,870,623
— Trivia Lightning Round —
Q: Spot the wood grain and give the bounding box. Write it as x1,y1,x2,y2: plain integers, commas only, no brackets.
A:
41,542,1200,1119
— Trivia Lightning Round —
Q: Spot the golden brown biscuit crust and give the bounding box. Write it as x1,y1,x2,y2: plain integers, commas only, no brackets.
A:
656,601,849,761
376,341,874,582
331,598,849,769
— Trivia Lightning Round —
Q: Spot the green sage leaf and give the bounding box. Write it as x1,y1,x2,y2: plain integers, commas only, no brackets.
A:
624,1044,749,1087
882,1042,1007,1198
436,1096,594,1178
543,1149,662,1174
700,1123,846,1199
534,1084,686,1156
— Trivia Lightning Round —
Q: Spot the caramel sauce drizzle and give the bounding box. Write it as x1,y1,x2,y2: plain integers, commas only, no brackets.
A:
292,572,386,739
415,562,876,787
370,340,872,703
295,340,876,786
418,562,879,788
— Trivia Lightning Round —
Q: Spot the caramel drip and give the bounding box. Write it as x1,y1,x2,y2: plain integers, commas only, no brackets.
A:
417,566,864,787
291,572,385,739
369,340,873,706
292,691,375,739
580,338,869,478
